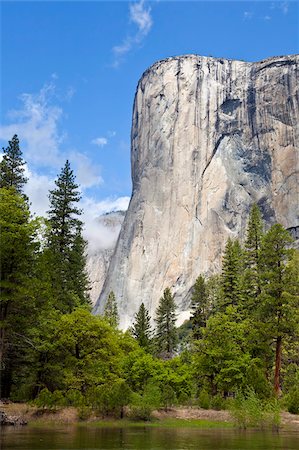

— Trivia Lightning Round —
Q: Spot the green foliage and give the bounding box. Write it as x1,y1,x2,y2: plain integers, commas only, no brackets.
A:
193,307,252,394
104,291,119,328
161,384,177,410
155,288,178,358
198,389,210,409
286,388,299,415
131,303,152,350
46,160,90,312
0,135,27,192
0,187,39,398
210,394,225,411
190,275,209,339
129,383,161,421
243,204,263,307
230,389,281,429
220,239,244,311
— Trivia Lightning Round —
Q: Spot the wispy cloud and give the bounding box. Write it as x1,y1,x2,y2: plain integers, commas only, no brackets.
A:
0,82,64,168
112,0,153,67
91,137,108,147
71,151,103,189
270,1,289,15
264,15,271,21
243,11,254,20
279,1,289,14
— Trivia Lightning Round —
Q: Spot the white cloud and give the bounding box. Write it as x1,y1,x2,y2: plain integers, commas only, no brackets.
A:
112,0,153,67
279,1,289,14
91,137,108,147
71,151,103,189
130,0,153,35
0,82,64,168
264,15,271,21
82,196,130,252
243,11,254,20
23,166,54,217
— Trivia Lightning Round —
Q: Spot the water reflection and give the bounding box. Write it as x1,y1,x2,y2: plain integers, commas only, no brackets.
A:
1,425,299,450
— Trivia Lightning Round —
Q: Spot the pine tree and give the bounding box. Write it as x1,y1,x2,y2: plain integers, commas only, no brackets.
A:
131,303,152,350
0,135,27,192
220,238,244,312
104,291,119,328
0,188,37,397
243,204,263,307
258,224,297,395
190,275,208,340
46,160,89,311
155,288,178,358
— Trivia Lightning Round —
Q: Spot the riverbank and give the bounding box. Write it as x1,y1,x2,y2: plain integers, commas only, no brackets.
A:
1,403,299,430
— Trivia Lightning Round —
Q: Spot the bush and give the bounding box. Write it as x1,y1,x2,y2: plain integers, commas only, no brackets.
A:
65,389,85,407
177,391,190,406
287,388,299,415
210,394,225,410
161,384,177,410
230,389,281,429
129,383,161,421
198,389,210,409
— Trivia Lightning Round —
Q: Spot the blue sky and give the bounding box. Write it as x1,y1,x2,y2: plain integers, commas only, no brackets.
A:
1,0,298,249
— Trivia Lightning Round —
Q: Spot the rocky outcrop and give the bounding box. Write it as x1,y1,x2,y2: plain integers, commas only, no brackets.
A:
0,410,27,426
94,54,299,329
86,211,125,305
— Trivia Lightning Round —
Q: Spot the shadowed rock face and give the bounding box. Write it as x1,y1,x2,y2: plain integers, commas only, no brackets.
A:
94,54,299,329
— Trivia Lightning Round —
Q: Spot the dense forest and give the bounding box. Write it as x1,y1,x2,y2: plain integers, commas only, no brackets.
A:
0,135,298,421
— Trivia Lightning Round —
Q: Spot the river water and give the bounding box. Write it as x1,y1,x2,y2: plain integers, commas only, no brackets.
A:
1,425,299,450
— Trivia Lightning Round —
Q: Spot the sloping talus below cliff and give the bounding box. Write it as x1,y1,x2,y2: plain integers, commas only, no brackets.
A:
94,54,299,329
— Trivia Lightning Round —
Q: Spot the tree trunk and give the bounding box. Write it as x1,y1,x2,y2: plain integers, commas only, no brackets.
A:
274,336,282,396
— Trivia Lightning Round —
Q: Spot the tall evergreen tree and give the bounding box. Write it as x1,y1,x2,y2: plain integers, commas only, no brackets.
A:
155,288,178,358
46,160,89,311
0,135,27,192
104,291,119,328
0,188,37,397
190,275,209,340
258,224,297,395
220,238,244,312
243,204,263,306
131,303,152,350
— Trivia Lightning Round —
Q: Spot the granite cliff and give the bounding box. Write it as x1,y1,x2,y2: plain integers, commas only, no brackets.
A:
86,211,125,305
94,54,299,328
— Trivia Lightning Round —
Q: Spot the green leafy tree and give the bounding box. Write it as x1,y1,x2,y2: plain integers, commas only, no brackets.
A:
193,307,254,395
131,303,152,350
155,288,178,358
190,275,209,339
104,291,119,328
0,135,27,192
258,224,298,395
0,188,37,397
46,160,89,311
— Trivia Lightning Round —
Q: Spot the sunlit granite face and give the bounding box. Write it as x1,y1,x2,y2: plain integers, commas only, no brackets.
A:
94,54,299,329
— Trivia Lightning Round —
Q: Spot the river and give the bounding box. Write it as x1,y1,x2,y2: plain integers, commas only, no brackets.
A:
1,425,299,450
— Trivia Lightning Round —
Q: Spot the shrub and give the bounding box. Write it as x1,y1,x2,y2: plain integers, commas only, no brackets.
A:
161,384,177,410
210,394,225,410
230,389,281,429
198,389,210,409
287,388,299,415
129,383,161,421
65,389,85,407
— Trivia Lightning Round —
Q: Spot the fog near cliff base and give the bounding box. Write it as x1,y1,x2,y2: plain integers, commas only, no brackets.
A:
82,196,129,254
